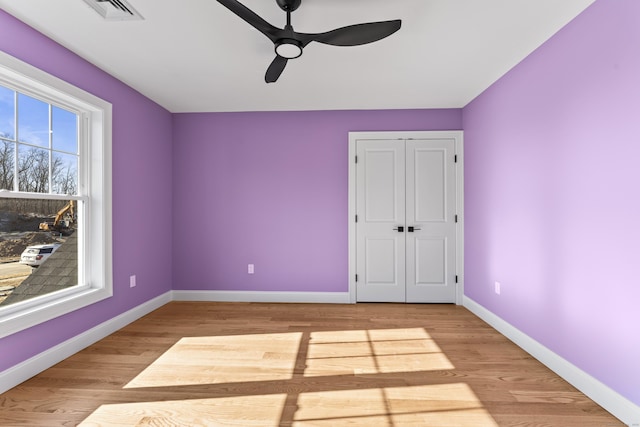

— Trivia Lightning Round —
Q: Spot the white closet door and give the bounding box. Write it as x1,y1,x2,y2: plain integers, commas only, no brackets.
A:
356,139,406,302
405,138,457,303
355,137,457,303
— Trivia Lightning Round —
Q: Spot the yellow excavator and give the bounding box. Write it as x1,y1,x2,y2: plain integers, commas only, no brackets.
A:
39,201,75,234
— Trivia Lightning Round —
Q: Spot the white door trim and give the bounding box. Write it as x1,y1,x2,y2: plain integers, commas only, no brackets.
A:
348,131,464,304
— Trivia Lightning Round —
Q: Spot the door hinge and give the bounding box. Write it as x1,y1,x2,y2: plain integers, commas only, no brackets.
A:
455,214,458,223
355,155,358,164
455,275,458,283
355,215,358,223
355,274,359,282
454,155,458,163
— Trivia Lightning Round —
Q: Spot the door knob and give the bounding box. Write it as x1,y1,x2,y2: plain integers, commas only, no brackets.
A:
393,226,404,232
408,226,421,232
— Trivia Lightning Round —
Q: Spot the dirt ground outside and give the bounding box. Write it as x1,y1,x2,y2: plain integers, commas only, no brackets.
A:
0,276,28,304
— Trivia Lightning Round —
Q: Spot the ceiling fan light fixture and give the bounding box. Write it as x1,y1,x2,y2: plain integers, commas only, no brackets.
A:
275,39,303,59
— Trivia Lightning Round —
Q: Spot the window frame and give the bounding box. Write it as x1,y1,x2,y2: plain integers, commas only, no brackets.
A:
0,51,112,338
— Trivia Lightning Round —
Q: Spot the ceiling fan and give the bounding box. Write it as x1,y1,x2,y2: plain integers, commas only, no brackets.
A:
217,0,402,83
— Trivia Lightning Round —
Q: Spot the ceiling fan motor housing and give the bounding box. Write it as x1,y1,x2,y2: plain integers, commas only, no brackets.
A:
276,0,301,12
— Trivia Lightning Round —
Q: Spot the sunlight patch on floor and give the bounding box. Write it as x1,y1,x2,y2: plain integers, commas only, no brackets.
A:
293,383,499,427
90,329,496,426
304,328,454,377
124,333,302,388
79,394,288,427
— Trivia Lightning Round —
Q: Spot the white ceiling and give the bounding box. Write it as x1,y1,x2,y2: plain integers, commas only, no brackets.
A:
0,0,595,113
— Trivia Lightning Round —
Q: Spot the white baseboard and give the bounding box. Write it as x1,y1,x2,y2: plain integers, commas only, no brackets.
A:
463,296,640,426
171,290,351,304
0,291,171,395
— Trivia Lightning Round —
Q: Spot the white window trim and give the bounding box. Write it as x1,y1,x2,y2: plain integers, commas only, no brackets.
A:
0,51,112,338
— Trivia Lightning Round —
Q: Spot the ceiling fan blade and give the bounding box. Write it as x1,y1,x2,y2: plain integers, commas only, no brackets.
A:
265,56,288,83
217,0,280,42
310,20,401,47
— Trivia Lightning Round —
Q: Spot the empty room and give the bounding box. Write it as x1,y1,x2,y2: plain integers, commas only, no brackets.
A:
0,0,638,425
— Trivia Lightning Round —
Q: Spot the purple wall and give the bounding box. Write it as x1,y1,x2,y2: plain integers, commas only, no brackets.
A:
0,11,173,371
172,110,462,292
463,0,640,405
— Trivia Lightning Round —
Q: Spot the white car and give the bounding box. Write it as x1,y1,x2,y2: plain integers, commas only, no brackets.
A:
19,243,62,267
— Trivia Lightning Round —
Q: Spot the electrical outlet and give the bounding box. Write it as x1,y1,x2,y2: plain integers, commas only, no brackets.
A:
248,264,254,274
129,275,136,288
494,281,501,295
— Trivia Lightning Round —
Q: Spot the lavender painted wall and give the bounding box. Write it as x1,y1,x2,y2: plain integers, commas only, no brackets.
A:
0,11,173,372
463,0,640,405
172,110,461,292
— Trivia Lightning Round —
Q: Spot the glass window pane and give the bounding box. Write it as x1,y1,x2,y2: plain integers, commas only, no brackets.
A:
52,152,79,195
18,145,49,193
52,106,78,154
0,140,15,190
0,197,78,307
0,85,15,140
17,93,49,148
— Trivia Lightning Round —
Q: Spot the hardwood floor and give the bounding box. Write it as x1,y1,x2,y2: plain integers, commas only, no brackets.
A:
0,302,623,426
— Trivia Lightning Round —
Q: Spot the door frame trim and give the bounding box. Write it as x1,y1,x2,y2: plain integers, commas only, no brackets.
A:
348,131,464,304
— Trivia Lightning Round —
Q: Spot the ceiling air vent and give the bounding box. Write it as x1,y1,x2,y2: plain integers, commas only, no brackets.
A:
82,0,144,21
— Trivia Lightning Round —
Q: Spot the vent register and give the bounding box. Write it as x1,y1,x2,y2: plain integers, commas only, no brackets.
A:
82,0,143,21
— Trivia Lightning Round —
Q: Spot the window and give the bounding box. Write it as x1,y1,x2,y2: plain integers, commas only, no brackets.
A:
0,51,112,338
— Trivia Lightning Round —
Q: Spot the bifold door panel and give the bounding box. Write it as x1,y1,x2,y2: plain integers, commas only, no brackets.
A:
356,138,456,303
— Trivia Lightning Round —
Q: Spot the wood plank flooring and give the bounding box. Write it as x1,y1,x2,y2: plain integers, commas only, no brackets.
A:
0,302,624,426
